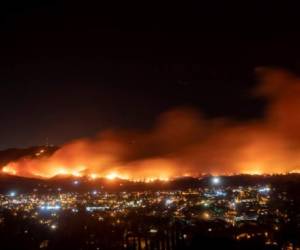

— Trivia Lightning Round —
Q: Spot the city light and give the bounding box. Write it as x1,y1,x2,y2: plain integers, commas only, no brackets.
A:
40,205,61,211
202,212,210,220
211,176,220,185
8,191,16,197
165,198,173,206
0,182,297,249
258,187,271,193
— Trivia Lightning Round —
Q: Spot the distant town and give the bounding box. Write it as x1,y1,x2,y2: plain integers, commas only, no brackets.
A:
0,173,299,249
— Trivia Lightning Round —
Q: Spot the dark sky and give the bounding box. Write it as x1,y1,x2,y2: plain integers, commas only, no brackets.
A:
1,2,300,149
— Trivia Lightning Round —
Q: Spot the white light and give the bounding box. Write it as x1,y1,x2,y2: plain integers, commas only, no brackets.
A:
73,180,79,185
9,191,16,197
258,187,271,193
165,199,173,206
40,205,61,211
92,190,97,195
212,177,220,185
50,224,57,230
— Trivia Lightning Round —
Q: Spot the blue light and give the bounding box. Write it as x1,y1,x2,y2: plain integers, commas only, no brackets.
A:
258,187,271,193
8,191,16,197
215,190,227,196
40,204,61,211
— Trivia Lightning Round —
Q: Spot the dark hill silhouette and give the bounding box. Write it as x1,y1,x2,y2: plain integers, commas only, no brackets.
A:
0,145,58,167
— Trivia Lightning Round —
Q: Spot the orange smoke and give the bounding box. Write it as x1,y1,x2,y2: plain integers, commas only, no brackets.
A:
3,68,300,179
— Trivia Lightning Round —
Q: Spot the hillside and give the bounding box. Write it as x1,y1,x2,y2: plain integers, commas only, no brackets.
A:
0,146,58,167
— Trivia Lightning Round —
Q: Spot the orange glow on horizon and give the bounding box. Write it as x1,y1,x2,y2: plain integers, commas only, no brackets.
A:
241,169,263,175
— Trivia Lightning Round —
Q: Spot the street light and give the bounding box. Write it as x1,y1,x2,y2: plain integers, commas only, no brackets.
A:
8,191,16,197
211,176,220,185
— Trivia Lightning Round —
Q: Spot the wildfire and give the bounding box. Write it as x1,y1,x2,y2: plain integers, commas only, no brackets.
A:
89,173,99,180
2,69,300,179
2,166,17,175
105,172,119,180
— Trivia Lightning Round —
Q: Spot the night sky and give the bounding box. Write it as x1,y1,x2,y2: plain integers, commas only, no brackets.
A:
1,2,300,149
